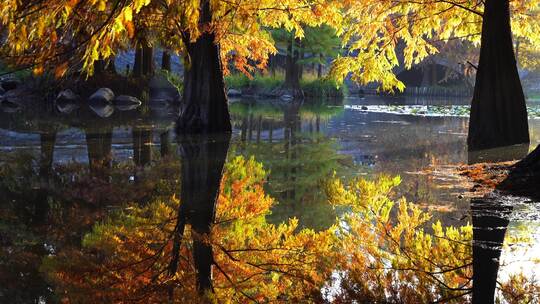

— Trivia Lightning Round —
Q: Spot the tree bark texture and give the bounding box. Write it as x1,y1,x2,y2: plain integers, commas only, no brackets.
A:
133,46,143,77
284,36,304,98
142,45,154,76
162,51,172,71
468,0,529,150
177,0,231,134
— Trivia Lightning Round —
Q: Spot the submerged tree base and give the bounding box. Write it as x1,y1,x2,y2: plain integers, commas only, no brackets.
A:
458,152,540,200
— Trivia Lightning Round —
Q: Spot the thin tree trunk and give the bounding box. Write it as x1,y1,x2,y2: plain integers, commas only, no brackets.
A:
160,130,171,157
142,45,154,76
284,36,303,98
317,53,323,78
177,0,231,134
94,59,106,75
107,56,116,74
269,55,276,77
133,46,143,77
298,42,304,80
162,51,172,71
468,0,529,150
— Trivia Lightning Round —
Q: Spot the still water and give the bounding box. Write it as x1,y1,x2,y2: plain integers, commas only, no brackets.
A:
1,96,539,303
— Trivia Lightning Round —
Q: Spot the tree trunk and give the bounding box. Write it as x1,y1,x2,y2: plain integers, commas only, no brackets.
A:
269,54,276,77
162,51,172,72
133,46,143,77
298,42,304,80
160,130,171,157
468,0,529,150
284,36,303,98
94,59,106,75
317,53,323,78
142,45,154,76
177,0,231,134
106,56,116,74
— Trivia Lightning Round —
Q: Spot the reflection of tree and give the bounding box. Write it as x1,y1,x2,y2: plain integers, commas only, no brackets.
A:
42,155,334,303
169,133,231,293
467,146,527,304
133,127,153,167
470,198,511,304
0,131,57,303
231,101,349,230
35,130,57,223
23,156,538,303
326,175,474,303
85,126,113,171
0,141,182,303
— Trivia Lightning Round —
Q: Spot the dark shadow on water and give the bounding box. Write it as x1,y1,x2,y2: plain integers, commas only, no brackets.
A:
468,144,528,304
467,143,530,164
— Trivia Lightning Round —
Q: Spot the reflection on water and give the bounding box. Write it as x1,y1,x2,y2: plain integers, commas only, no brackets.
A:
1,96,539,302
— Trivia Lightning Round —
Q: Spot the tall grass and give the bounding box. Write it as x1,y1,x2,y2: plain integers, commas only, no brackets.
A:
225,73,283,91
301,78,346,99
225,71,346,99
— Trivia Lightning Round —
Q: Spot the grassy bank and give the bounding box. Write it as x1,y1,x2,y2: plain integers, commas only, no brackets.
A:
225,73,346,99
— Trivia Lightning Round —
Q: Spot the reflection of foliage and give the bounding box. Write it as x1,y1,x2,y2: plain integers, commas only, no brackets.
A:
235,134,350,230
43,156,335,303
498,274,540,304
3,153,539,303
56,157,181,205
230,101,344,126
326,175,473,302
229,101,283,121
0,152,181,302
299,103,344,122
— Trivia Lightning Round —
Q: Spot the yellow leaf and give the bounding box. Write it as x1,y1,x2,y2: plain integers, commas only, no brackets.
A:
54,62,69,78
97,0,106,11
33,65,44,76
124,7,132,21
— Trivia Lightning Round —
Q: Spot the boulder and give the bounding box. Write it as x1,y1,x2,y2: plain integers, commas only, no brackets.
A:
89,88,115,103
89,103,114,118
56,89,79,103
227,89,242,97
280,94,294,102
114,95,142,111
0,77,22,91
56,102,79,114
55,89,80,114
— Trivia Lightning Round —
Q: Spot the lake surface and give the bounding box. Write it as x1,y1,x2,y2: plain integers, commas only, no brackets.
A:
1,95,539,303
